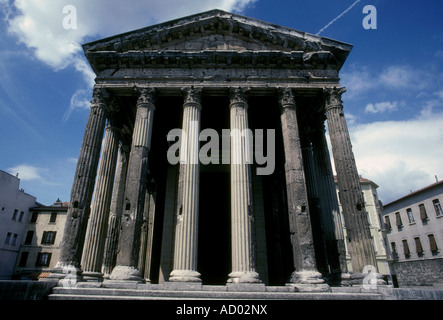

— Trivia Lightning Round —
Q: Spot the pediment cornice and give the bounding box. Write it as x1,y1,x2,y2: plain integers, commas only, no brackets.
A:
83,10,352,73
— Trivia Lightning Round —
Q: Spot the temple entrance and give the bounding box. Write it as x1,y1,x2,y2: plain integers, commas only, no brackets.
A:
197,94,231,285
198,170,230,285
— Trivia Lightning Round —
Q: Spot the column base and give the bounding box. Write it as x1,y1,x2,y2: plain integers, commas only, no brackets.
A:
227,271,262,284
42,263,84,287
339,272,387,287
287,270,330,292
82,271,104,282
109,266,144,282
169,270,202,282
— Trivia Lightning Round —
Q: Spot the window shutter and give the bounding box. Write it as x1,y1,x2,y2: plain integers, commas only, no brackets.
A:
429,234,438,252
433,199,443,216
414,237,423,254
35,253,41,267
51,231,57,244
402,239,410,256
46,253,52,267
419,204,428,220
385,216,391,229
395,212,402,227
41,231,47,245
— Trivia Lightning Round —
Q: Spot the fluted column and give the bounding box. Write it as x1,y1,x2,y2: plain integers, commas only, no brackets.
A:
102,143,130,277
139,183,157,282
324,87,378,274
110,88,155,281
81,120,121,281
228,87,261,284
47,87,108,281
311,124,348,276
169,87,202,282
278,88,328,290
302,142,328,275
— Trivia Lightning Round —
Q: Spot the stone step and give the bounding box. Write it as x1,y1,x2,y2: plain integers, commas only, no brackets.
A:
48,286,383,300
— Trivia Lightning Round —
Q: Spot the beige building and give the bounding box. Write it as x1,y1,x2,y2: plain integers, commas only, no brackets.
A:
13,199,68,280
382,180,443,287
335,176,391,279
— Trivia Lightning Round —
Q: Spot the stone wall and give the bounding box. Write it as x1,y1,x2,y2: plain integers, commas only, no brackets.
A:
0,280,58,300
392,258,443,287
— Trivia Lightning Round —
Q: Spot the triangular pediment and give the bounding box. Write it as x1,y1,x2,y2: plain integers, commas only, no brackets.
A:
83,9,352,72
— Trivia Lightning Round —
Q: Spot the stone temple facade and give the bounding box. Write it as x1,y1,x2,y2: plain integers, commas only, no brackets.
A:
46,10,384,291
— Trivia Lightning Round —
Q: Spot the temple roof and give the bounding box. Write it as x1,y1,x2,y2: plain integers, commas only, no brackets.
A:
83,9,353,74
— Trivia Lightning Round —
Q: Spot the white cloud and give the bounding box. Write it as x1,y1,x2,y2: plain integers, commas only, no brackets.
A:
2,0,256,118
7,164,47,181
344,112,357,126
365,101,398,114
340,68,376,99
379,65,414,89
341,64,436,100
6,158,80,204
62,88,92,122
3,0,256,69
348,110,443,203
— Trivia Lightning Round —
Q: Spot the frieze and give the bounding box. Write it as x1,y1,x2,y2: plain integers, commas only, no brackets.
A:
85,50,342,73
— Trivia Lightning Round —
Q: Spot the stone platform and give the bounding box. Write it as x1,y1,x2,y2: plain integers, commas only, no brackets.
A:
45,281,443,300
48,283,385,300
1,280,442,301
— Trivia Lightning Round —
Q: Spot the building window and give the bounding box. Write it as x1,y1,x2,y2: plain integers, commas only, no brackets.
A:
4,232,12,245
41,231,57,245
395,212,403,227
433,199,443,217
30,212,38,223
35,252,52,267
406,208,415,223
419,204,428,221
25,231,34,244
11,234,18,246
12,209,18,220
391,242,398,260
18,252,29,267
414,237,423,255
384,216,392,230
18,211,25,222
428,234,438,252
50,212,57,223
402,239,410,257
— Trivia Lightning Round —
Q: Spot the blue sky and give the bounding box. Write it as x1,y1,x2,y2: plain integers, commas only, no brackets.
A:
0,0,442,205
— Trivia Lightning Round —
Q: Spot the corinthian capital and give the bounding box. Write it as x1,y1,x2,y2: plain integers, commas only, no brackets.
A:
182,86,202,108
91,87,109,106
278,87,296,109
229,87,250,109
323,87,346,110
136,87,156,107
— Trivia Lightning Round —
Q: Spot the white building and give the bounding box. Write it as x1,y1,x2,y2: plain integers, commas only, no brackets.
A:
382,180,443,287
0,170,37,279
335,176,391,278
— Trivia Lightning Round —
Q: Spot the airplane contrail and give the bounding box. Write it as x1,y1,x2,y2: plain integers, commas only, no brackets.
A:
316,0,361,36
